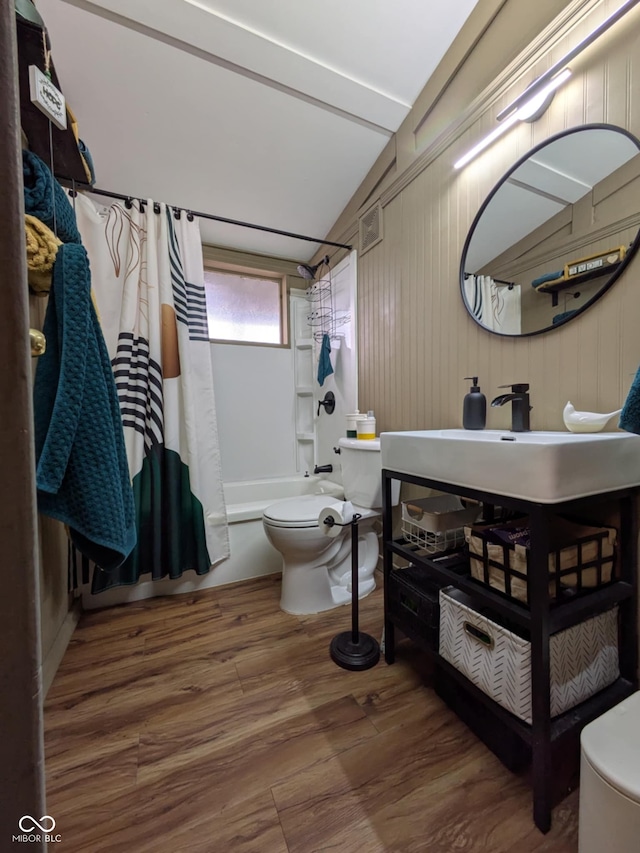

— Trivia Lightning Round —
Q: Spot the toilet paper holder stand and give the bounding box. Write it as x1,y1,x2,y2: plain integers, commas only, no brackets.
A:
322,512,380,671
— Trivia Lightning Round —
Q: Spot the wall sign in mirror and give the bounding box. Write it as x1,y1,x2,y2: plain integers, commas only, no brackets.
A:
460,124,640,336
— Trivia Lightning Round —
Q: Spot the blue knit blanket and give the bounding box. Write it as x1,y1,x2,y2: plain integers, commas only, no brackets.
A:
23,149,81,244
620,364,640,435
25,150,136,569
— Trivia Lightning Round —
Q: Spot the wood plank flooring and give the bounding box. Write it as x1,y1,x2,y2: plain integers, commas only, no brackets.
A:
44,574,579,852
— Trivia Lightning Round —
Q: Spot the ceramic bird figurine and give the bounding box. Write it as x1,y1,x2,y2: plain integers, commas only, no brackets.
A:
563,401,622,433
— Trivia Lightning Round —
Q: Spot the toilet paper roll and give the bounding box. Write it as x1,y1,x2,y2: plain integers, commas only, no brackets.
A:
318,501,354,538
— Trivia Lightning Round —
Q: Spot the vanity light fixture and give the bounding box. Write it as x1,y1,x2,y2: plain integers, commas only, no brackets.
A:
454,0,640,170
454,69,571,170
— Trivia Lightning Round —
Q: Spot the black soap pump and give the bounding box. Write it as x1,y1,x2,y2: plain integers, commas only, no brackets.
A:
463,377,486,430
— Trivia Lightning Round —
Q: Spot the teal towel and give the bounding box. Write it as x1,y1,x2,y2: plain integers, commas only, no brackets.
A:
620,365,640,435
552,310,578,325
78,139,96,186
531,270,563,288
23,149,81,244
317,333,334,386
34,245,137,569
25,148,137,569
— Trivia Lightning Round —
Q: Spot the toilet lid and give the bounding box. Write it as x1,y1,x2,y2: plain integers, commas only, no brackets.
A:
581,690,640,802
263,495,338,528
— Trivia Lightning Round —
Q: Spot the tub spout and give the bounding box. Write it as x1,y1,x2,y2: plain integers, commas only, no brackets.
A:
314,464,333,474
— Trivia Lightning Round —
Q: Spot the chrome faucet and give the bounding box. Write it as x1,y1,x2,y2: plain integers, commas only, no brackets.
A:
491,383,532,432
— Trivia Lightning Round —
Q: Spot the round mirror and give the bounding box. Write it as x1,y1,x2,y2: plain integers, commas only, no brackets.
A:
460,124,640,336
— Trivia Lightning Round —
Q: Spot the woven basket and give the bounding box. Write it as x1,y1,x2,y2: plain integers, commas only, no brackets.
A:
464,516,616,603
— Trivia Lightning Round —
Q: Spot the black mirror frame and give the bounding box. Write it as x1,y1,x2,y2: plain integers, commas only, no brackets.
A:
459,122,640,337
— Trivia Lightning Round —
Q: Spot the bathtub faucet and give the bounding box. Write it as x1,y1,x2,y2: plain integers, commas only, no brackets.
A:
491,383,532,432
314,464,333,474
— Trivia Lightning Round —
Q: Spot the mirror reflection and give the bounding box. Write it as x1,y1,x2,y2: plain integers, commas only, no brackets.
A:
460,124,640,336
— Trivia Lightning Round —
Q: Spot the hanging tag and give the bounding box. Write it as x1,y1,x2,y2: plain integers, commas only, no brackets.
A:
29,65,67,130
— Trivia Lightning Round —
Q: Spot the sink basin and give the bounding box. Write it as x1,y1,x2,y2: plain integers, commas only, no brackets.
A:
380,429,640,503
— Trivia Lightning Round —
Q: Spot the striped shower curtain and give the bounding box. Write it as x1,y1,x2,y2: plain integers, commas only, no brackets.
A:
72,194,229,592
463,274,521,334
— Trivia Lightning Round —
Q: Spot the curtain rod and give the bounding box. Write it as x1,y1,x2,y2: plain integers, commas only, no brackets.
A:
464,272,515,288
60,179,353,250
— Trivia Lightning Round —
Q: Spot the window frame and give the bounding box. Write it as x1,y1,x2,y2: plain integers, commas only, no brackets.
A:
202,259,289,348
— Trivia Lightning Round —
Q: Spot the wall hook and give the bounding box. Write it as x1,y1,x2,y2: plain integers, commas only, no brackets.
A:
30,328,46,357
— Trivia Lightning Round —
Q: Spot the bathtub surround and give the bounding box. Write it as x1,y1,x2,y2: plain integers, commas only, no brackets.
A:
313,252,359,468
73,193,229,593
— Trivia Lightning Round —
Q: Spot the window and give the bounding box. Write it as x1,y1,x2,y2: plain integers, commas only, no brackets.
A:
203,266,287,345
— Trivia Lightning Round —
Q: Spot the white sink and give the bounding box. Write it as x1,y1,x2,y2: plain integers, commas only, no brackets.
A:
380,429,640,503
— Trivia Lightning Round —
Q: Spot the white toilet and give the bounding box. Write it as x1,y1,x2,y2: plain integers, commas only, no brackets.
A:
262,437,399,615
579,690,640,852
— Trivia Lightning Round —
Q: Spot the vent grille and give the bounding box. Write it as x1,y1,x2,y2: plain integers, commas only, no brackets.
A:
359,202,383,254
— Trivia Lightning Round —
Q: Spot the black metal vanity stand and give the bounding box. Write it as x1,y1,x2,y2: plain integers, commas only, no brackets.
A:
382,469,639,834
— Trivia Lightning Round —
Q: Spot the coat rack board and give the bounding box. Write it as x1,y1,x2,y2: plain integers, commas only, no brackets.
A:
17,15,90,186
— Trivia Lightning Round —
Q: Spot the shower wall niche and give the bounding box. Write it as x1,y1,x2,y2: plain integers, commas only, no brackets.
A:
291,290,316,475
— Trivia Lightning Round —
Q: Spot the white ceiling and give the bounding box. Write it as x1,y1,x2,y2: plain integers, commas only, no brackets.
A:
34,0,480,260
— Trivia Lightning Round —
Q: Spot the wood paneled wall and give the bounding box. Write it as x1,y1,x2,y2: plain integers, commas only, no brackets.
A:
325,0,640,434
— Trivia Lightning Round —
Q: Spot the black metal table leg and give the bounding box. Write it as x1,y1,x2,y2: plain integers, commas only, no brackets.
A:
529,505,552,833
618,495,639,685
382,469,396,664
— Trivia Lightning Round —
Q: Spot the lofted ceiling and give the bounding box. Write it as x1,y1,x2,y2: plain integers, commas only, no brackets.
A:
34,0,480,260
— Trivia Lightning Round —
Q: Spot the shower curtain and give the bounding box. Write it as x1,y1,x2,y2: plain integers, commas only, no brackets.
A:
72,194,229,592
464,274,521,334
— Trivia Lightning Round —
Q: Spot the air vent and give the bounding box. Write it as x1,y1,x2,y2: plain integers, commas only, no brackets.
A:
359,202,383,254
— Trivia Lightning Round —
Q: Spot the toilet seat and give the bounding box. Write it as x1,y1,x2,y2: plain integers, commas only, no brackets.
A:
263,495,340,529
580,690,640,802
263,495,376,529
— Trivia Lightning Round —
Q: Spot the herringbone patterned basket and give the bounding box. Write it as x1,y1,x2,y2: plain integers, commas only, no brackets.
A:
439,587,619,724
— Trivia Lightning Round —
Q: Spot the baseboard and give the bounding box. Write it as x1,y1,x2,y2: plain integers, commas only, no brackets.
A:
42,598,82,697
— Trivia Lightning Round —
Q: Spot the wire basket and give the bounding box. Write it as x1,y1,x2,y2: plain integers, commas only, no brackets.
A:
401,495,481,554
402,521,466,554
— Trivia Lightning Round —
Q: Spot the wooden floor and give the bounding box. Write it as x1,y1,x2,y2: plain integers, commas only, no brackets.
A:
44,574,579,852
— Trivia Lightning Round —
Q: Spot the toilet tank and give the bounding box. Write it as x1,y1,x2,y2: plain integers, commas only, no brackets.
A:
338,438,400,508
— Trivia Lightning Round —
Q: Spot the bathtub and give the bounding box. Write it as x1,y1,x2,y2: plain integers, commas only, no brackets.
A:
81,474,343,609
224,474,342,520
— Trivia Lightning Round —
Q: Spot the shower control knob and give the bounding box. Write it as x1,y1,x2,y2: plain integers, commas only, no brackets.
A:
317,391,336,416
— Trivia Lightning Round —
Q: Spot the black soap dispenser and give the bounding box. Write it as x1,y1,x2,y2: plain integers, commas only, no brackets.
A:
463,377,486,430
